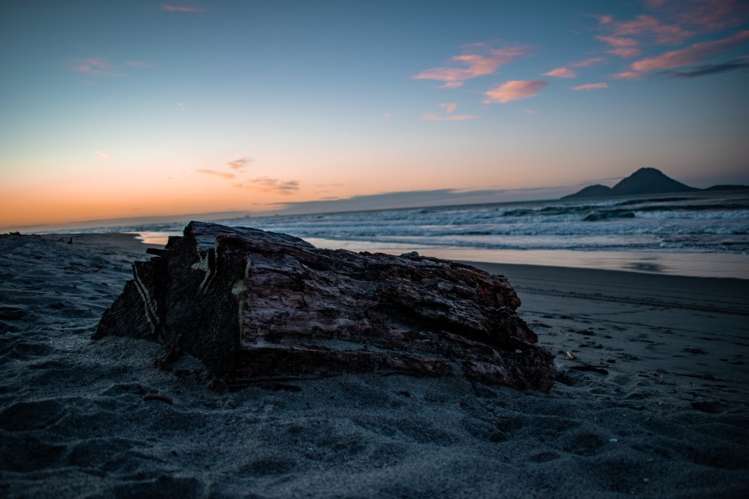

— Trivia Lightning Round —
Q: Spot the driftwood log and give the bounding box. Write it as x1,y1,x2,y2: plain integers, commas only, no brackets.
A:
95,222,554,390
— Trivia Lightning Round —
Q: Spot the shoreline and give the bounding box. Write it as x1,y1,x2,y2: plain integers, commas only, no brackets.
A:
1,230,747,497
306,238,749,281
55,230,749,281
463,260,749,315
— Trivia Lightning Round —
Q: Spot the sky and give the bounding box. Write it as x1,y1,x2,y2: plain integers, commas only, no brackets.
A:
1,0,748,228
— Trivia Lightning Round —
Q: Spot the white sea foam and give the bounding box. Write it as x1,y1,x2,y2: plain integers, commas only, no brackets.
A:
47,192,749,254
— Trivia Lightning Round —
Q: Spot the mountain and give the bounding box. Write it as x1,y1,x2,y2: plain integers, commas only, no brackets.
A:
703,184,749,192
564,167,698,200
567,184,612,198
611,167,697,196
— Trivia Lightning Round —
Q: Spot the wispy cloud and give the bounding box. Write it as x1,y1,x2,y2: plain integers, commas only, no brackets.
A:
665,55,749,77
246,177,300,194
571,57,606,68
227,157,251,170
422,113,478,121
441,102,457,114
595,10,696,60
413,45,528,88
197,169,235,179
620,30,749,78
72,58,113,75
678,0,748,32
544,67,576,78
162,3,204,13
543,57,605,80
422,102,478,121
198,158,299,195
612,70,642,80
597,36,641,58
596,2,747,64
71,57,151,77
572,82,609,91
95,151,111,160
614,15,692,44
484,80,547,104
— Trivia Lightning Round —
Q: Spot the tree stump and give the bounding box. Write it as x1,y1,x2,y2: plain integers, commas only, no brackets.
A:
95,222,554,390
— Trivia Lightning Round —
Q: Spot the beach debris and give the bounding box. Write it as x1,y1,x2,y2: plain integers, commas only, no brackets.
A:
95,221,554,391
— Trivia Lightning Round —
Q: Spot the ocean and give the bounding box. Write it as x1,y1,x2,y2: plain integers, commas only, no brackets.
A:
47,191,749,279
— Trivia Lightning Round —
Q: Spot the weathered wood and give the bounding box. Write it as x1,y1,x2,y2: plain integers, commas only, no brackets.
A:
95,221,554,390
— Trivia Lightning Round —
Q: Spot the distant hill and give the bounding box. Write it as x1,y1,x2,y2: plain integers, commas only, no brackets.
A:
568,184,613,198
563,167,746,200
703,184,749,192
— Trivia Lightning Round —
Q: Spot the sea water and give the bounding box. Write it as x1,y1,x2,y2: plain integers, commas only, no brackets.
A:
49,191,749,279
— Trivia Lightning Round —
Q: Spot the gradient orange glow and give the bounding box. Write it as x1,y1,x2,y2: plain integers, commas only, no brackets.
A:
2,1,747,229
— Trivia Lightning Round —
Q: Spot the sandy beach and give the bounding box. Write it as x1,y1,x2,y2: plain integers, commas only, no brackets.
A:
1,232,747,498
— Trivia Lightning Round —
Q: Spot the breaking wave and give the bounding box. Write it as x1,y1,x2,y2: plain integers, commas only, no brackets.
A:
53,192,749,254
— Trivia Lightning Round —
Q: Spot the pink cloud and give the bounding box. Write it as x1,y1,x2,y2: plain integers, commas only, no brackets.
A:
543,58,604,80
162,3,204,13
595,11,699,61
615,15,692,44
441,102,457,114
597,36,642,58
423,102,478,121
597,35,639,48
628,29,749,76
423,113,479,122
611,47,642,58
572,82,609,91
72,58,112,75
571,57,606,68
679,0,748,32
544,67,576,78
597,15,615,25
612,70,642,80
413,45,528,88
484,80,547,104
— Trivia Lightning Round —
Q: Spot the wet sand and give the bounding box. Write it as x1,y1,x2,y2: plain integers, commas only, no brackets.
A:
1,233,747,498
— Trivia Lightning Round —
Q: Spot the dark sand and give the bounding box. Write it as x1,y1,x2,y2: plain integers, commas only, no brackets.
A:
1,233,747,498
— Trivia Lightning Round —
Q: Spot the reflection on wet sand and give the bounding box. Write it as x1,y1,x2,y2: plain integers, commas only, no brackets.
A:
131,231,749,279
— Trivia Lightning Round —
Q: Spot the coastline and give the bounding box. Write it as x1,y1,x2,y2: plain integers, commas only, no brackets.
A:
307,238,749,280
122,231,749,280
1,231,747,497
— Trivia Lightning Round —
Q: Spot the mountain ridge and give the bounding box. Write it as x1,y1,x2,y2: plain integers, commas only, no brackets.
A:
563,167,746,200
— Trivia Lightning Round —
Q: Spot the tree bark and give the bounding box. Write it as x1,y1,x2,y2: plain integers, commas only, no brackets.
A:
96,222,554,391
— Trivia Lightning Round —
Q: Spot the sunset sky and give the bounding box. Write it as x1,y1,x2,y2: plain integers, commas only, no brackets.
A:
1,0,748,228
